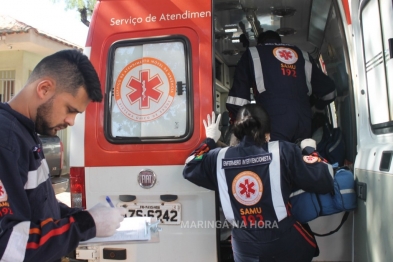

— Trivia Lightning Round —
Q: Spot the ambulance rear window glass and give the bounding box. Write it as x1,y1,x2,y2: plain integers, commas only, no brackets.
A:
106,39,191,142
361,0,393,132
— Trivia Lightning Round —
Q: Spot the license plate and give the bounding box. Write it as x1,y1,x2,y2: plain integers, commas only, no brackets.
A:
118,202,181,225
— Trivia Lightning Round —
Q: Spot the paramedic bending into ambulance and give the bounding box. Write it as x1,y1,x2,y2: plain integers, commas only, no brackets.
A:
183,105,334,262
0,50,125,262
226,30,336,143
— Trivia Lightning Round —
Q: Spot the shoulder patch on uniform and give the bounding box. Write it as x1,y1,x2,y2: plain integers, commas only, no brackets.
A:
273,47,298,64
303,155,319,164
0,180,8,202
195,155,204,160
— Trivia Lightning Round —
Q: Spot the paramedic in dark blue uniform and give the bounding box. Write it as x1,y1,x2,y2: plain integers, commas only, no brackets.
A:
0,50,125,262
226,30,336,143
183,105,334,262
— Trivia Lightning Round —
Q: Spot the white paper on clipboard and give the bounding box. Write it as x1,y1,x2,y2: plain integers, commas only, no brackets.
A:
80,217,152,244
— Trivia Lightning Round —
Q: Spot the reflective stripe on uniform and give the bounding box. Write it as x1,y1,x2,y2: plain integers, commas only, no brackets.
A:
268,141,287,222
24,159,50,190
226,96,250,107
249,47,266,93
216,147,236,225
2,221,29,262
301,50,312,96
328,163,334,178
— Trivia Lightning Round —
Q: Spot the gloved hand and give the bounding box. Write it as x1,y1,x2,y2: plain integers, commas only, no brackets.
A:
203,111,222,142
88,203,126,237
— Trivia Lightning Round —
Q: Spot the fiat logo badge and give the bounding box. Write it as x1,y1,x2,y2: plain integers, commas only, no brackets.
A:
138,169,157,189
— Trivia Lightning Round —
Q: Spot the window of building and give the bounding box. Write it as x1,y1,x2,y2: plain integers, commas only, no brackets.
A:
0,70,15,102
104,37,192,143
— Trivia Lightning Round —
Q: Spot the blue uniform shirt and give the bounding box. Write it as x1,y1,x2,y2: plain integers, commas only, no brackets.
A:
0,103,96,262
226,43,336,142
183,137,334,230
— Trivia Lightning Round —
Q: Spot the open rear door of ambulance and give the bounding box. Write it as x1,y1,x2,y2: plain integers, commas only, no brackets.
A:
71,0,217,261
351,0,393,261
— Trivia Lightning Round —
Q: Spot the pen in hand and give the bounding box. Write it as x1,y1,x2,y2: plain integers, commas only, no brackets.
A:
106,196,115,208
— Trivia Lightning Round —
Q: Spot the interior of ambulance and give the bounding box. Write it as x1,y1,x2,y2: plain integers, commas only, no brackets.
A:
213,0,355,164
213,0,356,261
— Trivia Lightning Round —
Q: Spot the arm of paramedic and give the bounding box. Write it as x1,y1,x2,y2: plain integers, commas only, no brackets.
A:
283,143,334,194
309,56,336,110
183,112,222,189
0,146,96,261
183,138,221,191
58,202,83,216
226,49,254,123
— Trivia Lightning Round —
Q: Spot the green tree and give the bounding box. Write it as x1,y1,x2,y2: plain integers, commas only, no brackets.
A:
53,0,96,27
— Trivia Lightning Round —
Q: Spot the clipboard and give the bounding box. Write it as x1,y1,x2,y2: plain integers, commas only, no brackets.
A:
79,217,161,246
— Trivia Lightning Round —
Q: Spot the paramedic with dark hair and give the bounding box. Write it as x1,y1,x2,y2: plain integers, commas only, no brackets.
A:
226,30,336,143
0,49,125,262
183,104,334,262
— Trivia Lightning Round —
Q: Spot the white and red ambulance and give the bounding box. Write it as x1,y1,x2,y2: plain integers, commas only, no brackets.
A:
69,0,393,261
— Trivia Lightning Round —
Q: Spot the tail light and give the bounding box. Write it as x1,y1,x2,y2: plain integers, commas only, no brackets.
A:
59,141,64,170
70,167,86,209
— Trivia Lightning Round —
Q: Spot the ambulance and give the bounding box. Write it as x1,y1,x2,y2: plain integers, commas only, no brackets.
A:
70,0,393,261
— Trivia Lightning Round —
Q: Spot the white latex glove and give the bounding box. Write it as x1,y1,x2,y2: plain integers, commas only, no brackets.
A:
88,203,126,237
203,111,222,142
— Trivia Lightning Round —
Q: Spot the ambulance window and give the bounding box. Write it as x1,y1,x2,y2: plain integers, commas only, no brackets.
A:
105,37,192,143
361,0,393,132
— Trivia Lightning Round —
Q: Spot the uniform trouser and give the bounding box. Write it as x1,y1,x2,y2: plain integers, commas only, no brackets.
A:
231,218,317,262
263,103,312,143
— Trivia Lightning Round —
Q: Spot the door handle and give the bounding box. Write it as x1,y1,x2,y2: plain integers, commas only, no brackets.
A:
357,182,367,201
